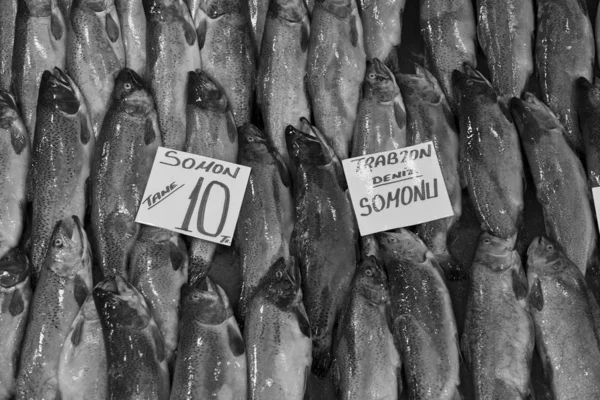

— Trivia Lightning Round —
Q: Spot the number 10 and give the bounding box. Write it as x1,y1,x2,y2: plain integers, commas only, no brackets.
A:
176,177,230,237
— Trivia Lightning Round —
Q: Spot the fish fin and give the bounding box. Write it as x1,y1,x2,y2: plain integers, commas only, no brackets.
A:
144,118,157,145
105,13,120,43
227,322,245,356
385,48,400,76
74,275,89,308
393,96,406,131
170,237,185,271
332,359,341,397
273,150,292,187
512,268,528,301
499,100,513,122
303,366,309,397
79,113,92,144
295,304,311,338
300,18,310,52
226,108,237,142
349,15,358,47
196,17,207,51
460,332,471,369
311,349,332,378
152,324,166,362
529,278,544,311
183,19,197,46
70,318,84,346
10,128,27,155
8,289,24,316
50,7,64,41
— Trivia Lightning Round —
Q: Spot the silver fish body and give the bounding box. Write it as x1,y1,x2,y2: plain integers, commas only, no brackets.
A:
248,0,269,53
358,0,404,64
115,0,146,76
0,0,17,91
576,77,600,187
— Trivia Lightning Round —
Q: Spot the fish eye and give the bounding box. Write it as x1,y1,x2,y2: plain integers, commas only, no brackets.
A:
524,106,531,112
54,238,63,247
466,80,474,86
247,137,255,142
546,244,554,250
124,83,132,90
388,237,397,243
368,73,376,79
50,81,58,88
192,293,201,300
365,269,373,277
109,297,119,306
483,238,491,244
275,270,283,279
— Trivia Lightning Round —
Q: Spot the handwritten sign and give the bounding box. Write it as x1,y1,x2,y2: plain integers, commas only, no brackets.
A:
593,187,600,232
136,147,251,245
342,142,454,236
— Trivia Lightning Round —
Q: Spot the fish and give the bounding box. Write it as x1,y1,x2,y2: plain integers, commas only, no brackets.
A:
536,0,594,155
12,0,67,140
29,68,94,283
129,226,188,365
307,0,366,160
57,295,107,400
245,256,312,399
462,232,534,399
476,0,534,102
453,64,524,239
0,91,30,260
115,0,146,76
184,70,238,282
248,0,269,53
66,0,125,138
170,278,247,399
420,0,476,113
332,256,401,400
93,275,170,400
286,119,357,377
0,251,31,400
236,123,294,320
527,235,600,399
358,0,404,69
576,77,600,187
397,65,460,265
57,0,71,19
16,216,93,400
256,0,310,167
0,0,17,91
192,0,256,126
378,229,461,400
511,92,596,275
145,0,201,150
89,68,161,279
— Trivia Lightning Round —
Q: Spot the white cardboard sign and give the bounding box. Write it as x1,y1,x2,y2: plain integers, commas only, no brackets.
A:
342,142,454,236
135,147,251,245
592,187,600,232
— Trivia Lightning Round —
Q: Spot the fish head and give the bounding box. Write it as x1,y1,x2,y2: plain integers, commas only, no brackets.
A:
396,64,445,106
377,229,427,263
527,236,573,278
263,257,302,310
93,275,151,330
510,93,563,144
364,58,399,102
112,68,155,117
355,256,389,304
45,216,92,278
187,70,229,113
238,123,272,161
38,68,81,116
0,90,24,131
286,118,336,167
181,277,230,325
200,0,240,17
268,0,308,22
0,250,30,289
71,0,112,12
452,63,496,107
474,232,518,272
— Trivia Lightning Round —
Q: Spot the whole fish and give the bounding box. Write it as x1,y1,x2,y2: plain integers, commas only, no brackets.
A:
145,0,201,150
527,236,600,399
0,91,29,260
170,278,247,399
57,295,107,400
256,0,310,167
29,68,94,282
358,0,404,68
307,0,366,160
12,0,67,140
236,123,294,320
511,93,596,274
476,0,534,102
93,275,170,400
397,65,460,265
90,68,161,279
192,0,256,126
245,257,312,400
332,256,400,400
378,229,461,400
536,0,594,155
453,64,524,239
420,0,476,113
462,232,534,399
0,0,16,91
0,252,31,400
129,227,188,365
185,70,238,282
286,120,357,377
248,0,269,53
576,77,600,187
67,0,125,138
16,216,93,400
115,0,146,76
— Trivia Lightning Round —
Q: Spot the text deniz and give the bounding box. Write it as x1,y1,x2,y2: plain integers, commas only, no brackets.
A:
360,178,440,216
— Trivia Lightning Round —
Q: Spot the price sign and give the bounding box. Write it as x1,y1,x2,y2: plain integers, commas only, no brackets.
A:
342,142,454,236
135,147,251,245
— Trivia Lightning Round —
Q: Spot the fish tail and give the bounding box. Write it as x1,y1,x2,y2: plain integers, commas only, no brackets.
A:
311,348,333,378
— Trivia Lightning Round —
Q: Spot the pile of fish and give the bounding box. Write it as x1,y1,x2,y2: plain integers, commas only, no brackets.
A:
2,0,600,398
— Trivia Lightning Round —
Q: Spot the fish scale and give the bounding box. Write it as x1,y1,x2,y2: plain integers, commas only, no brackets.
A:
0,0,17,92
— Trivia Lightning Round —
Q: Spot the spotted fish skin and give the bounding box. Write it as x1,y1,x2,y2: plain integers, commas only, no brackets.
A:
170,278,247,400
307,0,366,160
29,68,94,283
90,68,161,279
115,0,146,76
527,236,600,400
93,275,170,400
535,0,594,155
0,0,17,91
420,0,476,113
576,77,600,187
0,252,31,400
12,0,67,141
145,0,201,150
0,91,30,261
462,232,534,400
16,216,93,400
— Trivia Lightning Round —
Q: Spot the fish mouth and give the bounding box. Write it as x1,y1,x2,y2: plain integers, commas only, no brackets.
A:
185,278,230,324
376,230,427,263
54,215,88,259
527,236,561,269
397,64,442,105
286,118,333,166
239,123,268,146
0,253,30,288
40,68,80,115
115,68,154,116
187,70,228,111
